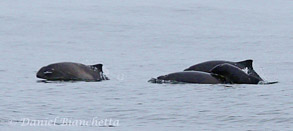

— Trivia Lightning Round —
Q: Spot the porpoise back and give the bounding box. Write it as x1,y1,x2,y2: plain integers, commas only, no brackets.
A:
149,71,228,84
184,59,263,81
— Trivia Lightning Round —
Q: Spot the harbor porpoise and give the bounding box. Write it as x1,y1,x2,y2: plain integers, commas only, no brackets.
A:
36,62,108,81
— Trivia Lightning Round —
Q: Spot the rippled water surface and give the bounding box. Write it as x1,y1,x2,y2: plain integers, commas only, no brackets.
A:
1,0,293,130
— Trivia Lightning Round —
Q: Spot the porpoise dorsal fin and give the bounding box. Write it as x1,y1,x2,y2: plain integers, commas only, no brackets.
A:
237,59,253,69
90,64,103,72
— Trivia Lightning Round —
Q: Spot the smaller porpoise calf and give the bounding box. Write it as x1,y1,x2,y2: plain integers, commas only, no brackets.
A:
36,62,109,81
149,71,229,84
210,63,260,84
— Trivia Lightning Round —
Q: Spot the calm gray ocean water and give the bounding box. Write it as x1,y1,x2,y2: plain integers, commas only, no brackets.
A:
0,0,293,130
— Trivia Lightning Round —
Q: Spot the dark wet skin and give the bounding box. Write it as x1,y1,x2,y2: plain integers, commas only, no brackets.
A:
36,62,108,81
184,59,263,81
150,60,265,84
210,63,260,84
152,71,230,84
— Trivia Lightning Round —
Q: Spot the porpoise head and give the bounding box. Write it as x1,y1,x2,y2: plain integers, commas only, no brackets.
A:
36,65,64,80
157,75,167,80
